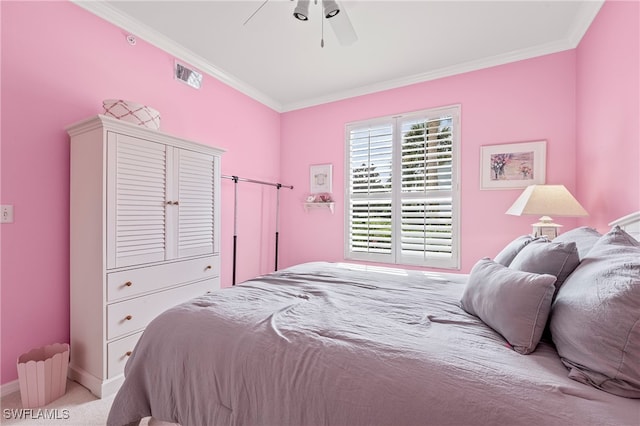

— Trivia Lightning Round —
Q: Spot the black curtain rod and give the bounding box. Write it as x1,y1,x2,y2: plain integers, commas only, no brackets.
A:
222,174,294,190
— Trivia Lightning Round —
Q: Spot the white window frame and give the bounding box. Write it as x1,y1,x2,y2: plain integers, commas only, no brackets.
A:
344,105,461,269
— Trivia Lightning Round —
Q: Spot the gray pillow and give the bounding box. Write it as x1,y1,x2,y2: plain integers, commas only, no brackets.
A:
461,258,557,355
550,226,640,398
509,239,580,297
553,226,602,260
494,235,536,266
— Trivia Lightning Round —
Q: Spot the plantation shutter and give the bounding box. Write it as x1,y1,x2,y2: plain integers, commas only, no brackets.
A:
399,113,455,266
347,122,394,262
345,106,460,269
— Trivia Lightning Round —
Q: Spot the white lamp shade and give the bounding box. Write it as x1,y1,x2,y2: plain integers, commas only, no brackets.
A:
506,185,588,217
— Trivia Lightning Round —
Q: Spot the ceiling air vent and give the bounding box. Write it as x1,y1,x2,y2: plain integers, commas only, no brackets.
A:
175,61,203,89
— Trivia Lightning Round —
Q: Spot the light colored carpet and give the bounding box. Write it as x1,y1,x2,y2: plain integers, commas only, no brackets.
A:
0,380,150,426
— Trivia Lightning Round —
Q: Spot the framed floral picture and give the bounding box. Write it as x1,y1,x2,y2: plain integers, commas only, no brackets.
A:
310,163,333,193
480,141,546,190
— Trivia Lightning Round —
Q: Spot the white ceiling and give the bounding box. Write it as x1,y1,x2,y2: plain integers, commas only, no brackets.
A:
74,0,603,112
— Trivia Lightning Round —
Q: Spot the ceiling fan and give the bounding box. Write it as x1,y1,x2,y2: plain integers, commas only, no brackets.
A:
244,0,358,48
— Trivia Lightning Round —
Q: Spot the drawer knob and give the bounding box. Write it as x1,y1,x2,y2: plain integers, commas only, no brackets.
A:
125,315,133,321
124,281,133,287
125,351,132,357
205,265,212,271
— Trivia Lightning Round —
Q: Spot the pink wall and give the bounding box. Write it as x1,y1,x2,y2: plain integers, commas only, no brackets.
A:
278,51,579,273
1,0,637,388
575,0,640,229
0,2,280,385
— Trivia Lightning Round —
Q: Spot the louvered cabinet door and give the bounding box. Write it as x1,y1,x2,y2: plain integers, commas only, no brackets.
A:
107,133,168,269
171,149,217,259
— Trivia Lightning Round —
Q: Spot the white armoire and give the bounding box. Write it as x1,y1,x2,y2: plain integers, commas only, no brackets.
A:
67,115,224,397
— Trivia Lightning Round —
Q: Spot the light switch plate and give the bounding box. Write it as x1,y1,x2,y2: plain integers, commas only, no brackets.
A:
1,205,14,223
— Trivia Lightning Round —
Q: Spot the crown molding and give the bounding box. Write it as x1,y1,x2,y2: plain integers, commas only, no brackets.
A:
281,0,604,112
71,1,284,112
281,38,575,112
73,0,603,114
566,0,604,47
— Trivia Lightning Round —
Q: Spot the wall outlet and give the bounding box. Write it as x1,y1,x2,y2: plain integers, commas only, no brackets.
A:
1,205,14,223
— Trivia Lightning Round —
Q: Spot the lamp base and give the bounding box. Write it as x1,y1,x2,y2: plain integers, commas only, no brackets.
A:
531,216,562,239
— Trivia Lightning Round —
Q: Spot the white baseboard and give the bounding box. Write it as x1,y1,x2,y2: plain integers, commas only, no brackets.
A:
1,379,20,398
68,365,123,398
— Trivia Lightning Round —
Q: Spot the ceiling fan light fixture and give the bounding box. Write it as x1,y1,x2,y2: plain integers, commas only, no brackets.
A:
293,0,310,21
322,0,340,18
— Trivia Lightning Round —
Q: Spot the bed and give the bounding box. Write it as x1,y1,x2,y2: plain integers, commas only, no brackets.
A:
107,215,640,426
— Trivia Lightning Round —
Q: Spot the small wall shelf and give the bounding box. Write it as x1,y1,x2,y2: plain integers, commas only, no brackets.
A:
304,202,335,213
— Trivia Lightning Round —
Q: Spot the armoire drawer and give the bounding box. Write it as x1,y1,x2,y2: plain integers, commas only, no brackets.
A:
107,331,143,378
107,255,220,302
107,278,217,340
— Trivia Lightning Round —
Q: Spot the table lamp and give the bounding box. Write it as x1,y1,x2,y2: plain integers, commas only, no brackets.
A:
506,184,588,238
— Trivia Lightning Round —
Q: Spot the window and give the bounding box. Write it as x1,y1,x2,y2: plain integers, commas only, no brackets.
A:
345,105,460,269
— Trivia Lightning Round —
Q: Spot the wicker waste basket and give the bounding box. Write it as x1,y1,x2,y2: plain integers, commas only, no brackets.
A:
17,343,69,408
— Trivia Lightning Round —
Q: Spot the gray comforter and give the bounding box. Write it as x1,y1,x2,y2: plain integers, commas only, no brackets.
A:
107,262,639,426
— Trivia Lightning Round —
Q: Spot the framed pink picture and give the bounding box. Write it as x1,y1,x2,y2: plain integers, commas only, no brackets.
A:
480,140,546,190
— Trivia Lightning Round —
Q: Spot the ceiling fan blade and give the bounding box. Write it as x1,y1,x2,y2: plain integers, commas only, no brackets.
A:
329,2,358,46
243,0,271,26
